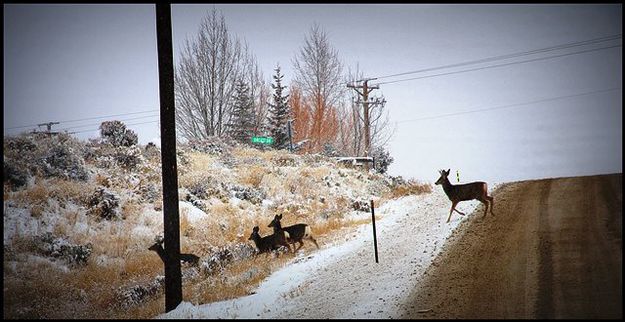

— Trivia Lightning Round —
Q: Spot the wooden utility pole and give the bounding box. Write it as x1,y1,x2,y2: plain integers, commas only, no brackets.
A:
155,3,182,312
36,122,60,137
347,78,380,170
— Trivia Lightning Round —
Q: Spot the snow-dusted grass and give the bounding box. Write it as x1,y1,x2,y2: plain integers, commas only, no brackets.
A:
3,133,434,319
158,189,482,319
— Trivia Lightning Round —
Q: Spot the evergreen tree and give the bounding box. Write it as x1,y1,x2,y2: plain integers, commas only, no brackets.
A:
267,65,291,150
228,79,256,144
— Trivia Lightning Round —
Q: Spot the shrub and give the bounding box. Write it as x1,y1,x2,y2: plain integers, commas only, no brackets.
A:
351,199,371,212
372,146,394,174
40,142,90,181
187,137,233,155
35,232,93,266
87,187,121,220
114,146,143,170
3,157,30,189
223,183,266,205
100,120,138,147
389,179,432,198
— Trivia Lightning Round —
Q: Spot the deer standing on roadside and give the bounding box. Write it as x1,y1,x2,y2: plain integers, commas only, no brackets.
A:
248,226,291,257
148,239,200,266
269,214,319,252
435,169,494,223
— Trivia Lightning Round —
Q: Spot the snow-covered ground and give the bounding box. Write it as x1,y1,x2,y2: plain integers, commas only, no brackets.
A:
158,186,490,319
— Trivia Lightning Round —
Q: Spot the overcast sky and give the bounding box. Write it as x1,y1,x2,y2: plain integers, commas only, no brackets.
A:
3,4,622,183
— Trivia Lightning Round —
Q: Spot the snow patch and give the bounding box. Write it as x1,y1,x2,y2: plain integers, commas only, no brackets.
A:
158,190,480,319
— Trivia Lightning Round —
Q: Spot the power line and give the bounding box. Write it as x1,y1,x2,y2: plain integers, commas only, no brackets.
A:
58,114,160,131
378,44,622,85
70,119,160,134
6,108,158,130
374,33,622,80
395,87,622,124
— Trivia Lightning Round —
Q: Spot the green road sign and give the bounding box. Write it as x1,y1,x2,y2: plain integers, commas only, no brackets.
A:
251,136,274,145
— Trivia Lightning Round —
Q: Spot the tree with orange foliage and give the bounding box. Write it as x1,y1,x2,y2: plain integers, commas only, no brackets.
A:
292,24,344,154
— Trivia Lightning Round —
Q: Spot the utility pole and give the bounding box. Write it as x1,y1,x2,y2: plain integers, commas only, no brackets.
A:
38,122,60,132
155,3,182,313
37,122,60,137
347,78,382,170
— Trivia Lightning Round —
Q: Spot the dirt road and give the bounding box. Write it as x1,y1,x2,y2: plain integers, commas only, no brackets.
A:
401,174,622,319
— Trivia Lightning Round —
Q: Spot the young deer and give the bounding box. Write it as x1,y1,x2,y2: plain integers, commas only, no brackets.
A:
148,240,200,266
435,169,494,223
248,226,291,256
268,214,319,252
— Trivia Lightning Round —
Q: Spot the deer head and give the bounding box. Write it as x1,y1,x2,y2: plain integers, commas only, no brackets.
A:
435,169,450,185
248,226,260,240
268,214,283,229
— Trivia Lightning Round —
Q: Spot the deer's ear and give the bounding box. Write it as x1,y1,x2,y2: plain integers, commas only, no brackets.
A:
278,214,282,219
446,169,450,174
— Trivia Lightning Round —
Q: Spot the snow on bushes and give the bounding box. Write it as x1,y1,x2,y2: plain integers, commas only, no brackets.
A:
187,137,234,156
114,145,143,170
34,232,93,266
116,275,165,309
200,243,256,276
351,199,371,212
40,143,90,181
224,183,266,205
99,120,138,147
4,133,90,182
87,187,121,220
3,157,30,189
371,146,394,174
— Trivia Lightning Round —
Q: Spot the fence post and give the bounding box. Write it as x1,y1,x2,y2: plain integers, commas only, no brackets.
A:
371,199,379,263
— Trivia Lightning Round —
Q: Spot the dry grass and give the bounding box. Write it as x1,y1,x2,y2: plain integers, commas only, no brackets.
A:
4,143,420,319
121,199,143,220
30,204,45,218
238,165,265,188
388,180,432,198
9,181,50,207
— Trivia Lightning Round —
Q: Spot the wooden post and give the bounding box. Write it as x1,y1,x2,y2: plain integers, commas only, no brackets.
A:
155,3,182,312
371,199,379,263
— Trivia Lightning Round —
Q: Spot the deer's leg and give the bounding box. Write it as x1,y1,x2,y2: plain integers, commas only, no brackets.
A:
477,197,488,217
309,236,319,249
295,240,304,252
447,201,458,223
453,201,466,216
487,195,494,215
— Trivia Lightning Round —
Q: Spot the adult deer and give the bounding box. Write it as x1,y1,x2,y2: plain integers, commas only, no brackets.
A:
268,214,319,252
435,169,494,223
248,226,291,256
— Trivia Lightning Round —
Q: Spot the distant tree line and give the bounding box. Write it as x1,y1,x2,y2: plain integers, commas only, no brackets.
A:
174,9,394,169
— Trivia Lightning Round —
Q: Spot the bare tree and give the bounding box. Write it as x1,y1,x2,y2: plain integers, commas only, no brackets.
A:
292,23,344,152
174,9,267,141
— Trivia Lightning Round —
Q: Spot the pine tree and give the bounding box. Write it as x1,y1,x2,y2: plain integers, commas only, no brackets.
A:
228,79,255,145
267,65,291,150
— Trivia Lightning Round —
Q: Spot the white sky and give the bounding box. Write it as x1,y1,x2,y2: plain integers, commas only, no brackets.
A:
3,4,622,183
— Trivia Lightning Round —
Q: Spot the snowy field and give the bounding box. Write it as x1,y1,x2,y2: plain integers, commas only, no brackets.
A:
158,186,494,319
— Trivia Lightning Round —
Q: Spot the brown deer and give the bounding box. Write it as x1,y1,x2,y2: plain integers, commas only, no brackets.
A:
248,226,291,256
435,169,494,223
148,239,200,266
269,214,319,252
